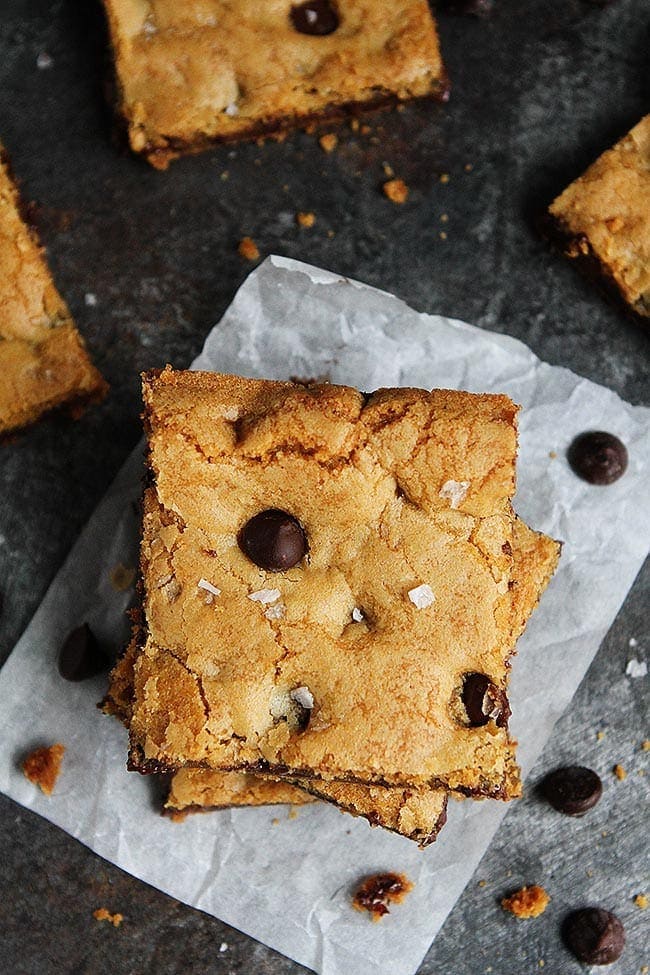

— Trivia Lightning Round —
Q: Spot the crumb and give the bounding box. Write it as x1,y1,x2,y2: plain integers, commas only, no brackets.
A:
36,52,53,70
440,213,449,223
271,817,280,826
633,894,648,909
219,942,228,952
629,637,638,648
326,229,335,239
254,158,262,167
396,103,405,113
501,885,550,919
539,962,545,969
383,179,409,204
220,171,229,181
353,872,413,920
350,119,360,133
613,764,627,780
439,231,448,240
238,237,260,261
464,163,473,172
84,293,98,307
382,162,395,178
93,908,123,927
296,211,316,228
478,879,487,887
597,730,606,741
641,966,649,974
22,744,65,796
319,133,338,153
282,184,289,192
169,809,189,823
549,450,557,459
288,806,299,820
439,173,450,184
642,740,650,751
110,563,136,591
304,123,317,135
586,869,594,878
360,124,371,135
626,658,647,678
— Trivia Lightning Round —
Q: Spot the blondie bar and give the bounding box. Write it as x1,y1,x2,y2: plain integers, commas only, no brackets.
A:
128,369,522,797
0,147,107,435
102,0,448,168
548,115,650,318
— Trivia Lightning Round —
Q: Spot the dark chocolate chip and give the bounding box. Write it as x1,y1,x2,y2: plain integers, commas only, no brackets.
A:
562,908,625,965
290,0,339,35
58,623,110,681
238,509,307,571
567,431,628,485
461,672,508,727
541,765,603,816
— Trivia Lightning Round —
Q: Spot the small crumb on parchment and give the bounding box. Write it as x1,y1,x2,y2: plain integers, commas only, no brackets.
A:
597,730,606,741
633,893,648,909
93,908,123,927
296,211,316,228
501,885,550,919
238,236,260,260
22,744,65,796
613,764,627,780
642,740,650,751
353,872,413,920
110,563,136,591
383,179,409,204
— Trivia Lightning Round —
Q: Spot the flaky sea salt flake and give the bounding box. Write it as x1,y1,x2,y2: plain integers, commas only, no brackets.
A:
439,479,470,509
352,607,364,622
198,578,221,597
249,588,281,604
264,602,286,620
408,584,435,609
290,686,314,710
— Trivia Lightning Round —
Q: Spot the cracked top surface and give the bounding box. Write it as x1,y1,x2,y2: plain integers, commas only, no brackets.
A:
0,148,106,433
549,114,650,315
130,368,521,796
103,0,445,164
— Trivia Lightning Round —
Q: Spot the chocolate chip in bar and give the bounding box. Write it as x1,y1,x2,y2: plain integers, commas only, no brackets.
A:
541,765,603,816
290,0,340,35
239,509,307,571
562,908,625,965
461,672,508,727
567,431,628,485
58,623,110,681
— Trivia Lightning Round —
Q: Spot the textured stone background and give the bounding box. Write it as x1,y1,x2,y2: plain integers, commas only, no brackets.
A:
0,1,648,973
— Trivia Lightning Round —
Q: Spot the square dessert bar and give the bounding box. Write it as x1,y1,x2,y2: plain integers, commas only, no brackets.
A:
548,114,650,319
129,368,522,798
106,515,559,844
103,0,448,168
0,148,107,434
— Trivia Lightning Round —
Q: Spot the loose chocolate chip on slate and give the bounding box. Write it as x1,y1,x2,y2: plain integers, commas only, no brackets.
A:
290,0,340,35
567,431,628,485
239,509,307,571
541,765,603,816
461,672,507,727
58,623,110,681
562,908,625,965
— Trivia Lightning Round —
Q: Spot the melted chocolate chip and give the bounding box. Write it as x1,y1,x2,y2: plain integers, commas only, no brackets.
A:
239,509,307,571
290,0,340,35
567,431,628,485
541,765,603,816
562,908,625,965
58,623,110,681
461,672,507,727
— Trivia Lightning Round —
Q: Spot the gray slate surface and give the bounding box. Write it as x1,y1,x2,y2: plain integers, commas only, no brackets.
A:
0,1,648,973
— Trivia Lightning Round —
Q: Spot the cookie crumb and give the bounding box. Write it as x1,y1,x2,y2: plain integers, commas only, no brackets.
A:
110,563,136,591
84,292,98,307
383,179,409,204
549,450,557,459
626,658,647,678
597,730,606,741
633,893,648,909
22,744,65,796
440,213,449,223
501,885,550,919
642,740,650,751
296,211,316,228
478,879,487,888
439,173,450,184
353,872,413,920
319,133,338,153
219,942,228,952
382,162,395,178
350,119,360,133
439,231,448,241
613,763,627,780
36,52,53,70
288,806,299,820
360,124,371,135
464,163,473,172
238,236,260,260
93,908,123,927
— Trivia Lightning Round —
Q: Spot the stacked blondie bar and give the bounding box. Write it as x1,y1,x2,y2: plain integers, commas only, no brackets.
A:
104,368,559,845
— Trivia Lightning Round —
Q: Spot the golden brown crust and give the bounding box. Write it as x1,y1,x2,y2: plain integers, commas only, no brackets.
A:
102,0,448,168
548,115,650,318
22,743,65,796
127,368,523,797
0,147,107,434
165,767,314,811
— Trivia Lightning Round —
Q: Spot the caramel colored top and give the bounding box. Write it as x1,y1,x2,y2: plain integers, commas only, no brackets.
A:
550,115,650,315
103,0,446,165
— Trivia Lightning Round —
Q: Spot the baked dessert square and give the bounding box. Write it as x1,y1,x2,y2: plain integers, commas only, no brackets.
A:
165,768,314,818
128,368,522,798
102,0,448,169
548,114,650,319
0,147,107,435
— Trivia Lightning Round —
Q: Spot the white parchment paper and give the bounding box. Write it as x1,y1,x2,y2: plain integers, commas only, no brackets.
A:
1,256,648,975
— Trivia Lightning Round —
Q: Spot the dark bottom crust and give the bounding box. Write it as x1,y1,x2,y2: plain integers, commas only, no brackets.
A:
127,745,509,799
129,84,450,170
541,212,649,323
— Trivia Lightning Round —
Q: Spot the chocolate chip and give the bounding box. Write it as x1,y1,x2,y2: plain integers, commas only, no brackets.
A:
541,765,603,816
562,908,625,965
290,0,339,35
239,509,307,571
461,672,508,727
567,431,628,485
58,623,110,681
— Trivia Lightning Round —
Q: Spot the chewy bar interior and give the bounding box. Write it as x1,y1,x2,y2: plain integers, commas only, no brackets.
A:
102,0,448,169
128,368,523,798
107,513,558,845
0,147,107,434
548,114,650,318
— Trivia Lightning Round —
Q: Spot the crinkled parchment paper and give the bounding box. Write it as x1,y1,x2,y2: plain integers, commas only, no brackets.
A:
1,257,648,975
